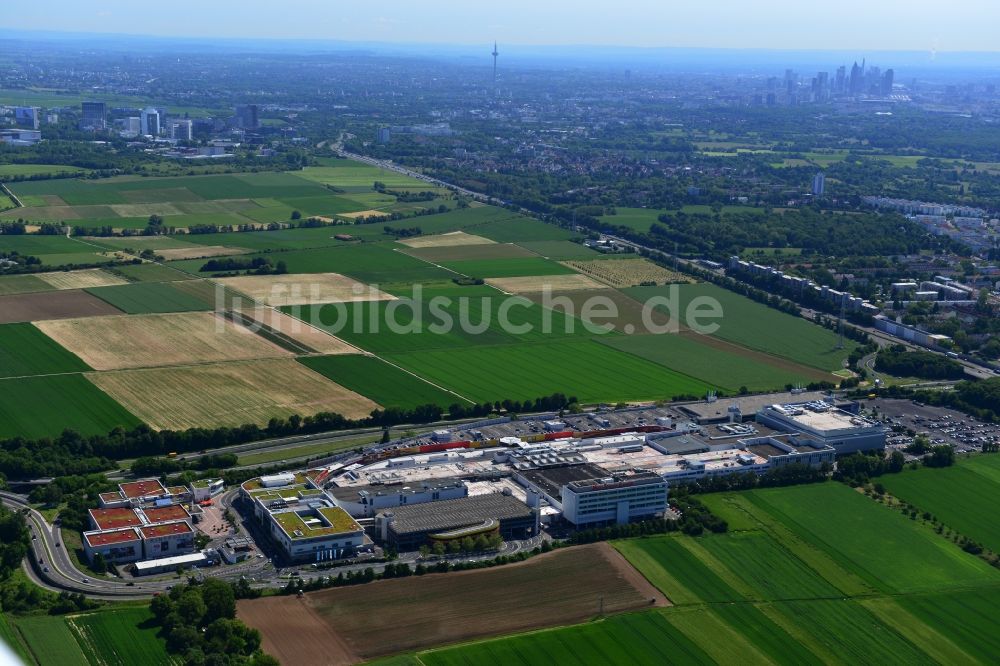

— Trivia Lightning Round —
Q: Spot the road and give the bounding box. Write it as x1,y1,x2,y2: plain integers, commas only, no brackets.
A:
2,486,548,599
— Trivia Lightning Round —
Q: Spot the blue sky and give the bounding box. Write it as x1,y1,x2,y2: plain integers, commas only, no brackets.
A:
6,0,998,52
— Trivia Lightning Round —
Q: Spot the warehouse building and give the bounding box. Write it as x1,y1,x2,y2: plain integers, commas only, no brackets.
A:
375,493,538,551
756,401,885,453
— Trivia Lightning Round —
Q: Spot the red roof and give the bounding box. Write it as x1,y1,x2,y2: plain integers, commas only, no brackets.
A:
85,528,141,548
119,479,166,499
143,505,190,523
141,521,192,539
90,508,142,531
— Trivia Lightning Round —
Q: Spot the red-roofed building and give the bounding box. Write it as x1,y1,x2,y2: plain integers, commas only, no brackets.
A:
83,528,142,564
89,508,143,531
141,505,191,527
119,479,167,500
140,521,195,558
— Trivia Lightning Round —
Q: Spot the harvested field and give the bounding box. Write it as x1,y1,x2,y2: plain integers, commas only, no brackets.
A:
0,290,122,323
88,358,378,430
402,243,536,263
217,273,396,307
338,209,385,219
35,311,291,370
36,268,129,290
562,258,691,288
398,231,495,248
239,307,358,354
487,273,606,294
238,543,665,665
157,245,249,260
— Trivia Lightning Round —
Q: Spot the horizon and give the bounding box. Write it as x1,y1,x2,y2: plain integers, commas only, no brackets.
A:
2,0,999,53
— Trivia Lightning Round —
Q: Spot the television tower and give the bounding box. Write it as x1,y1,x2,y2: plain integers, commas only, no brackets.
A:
491,41,499,97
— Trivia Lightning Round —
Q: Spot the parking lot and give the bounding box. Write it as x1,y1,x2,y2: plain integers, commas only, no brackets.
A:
870,398,1000,455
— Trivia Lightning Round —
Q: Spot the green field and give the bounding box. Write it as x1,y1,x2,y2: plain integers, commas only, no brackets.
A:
747,483,1000,593
0,164,89,178
293,285,594,355
0,374,141,439
473,216,577,243
414,611,714,666
0,274,54,296
385,340,713,404
599,208,664,233
298,354,465,408
626,283,853,371
108,263,195,283
301,159,431,190
86,281,213,313
67,607,173,666
0,612,30,664
599,333,829,392
0,323,89,378
880,455,1000,554
9,615,89,666
514,240,602,260
440,257,576,278
172,243,452,284
0,235,110,267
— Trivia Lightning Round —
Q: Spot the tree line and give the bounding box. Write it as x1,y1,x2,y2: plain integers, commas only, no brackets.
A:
0,393,576,480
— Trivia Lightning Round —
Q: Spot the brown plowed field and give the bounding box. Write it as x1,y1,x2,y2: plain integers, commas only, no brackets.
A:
238,542,666,665
0,290,122,323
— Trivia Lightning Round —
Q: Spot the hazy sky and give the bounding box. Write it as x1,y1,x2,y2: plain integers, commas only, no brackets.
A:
6,0,999,52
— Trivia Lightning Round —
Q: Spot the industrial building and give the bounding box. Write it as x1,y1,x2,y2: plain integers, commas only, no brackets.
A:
756,401,885,453
328,478,468,518
241,473,368,563
374,493,538,551
316,398,841,532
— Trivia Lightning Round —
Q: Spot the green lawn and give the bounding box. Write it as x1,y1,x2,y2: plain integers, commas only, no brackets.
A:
86,281,213,313
747,483,1000,593
67,607,173,666
298,354,466,408
385,339,713,404
880,455,1000,554
625,283,853,372
0,374,141,439
0,323,89,378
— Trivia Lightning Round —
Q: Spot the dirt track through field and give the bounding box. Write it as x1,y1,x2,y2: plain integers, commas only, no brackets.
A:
239,543,666,665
